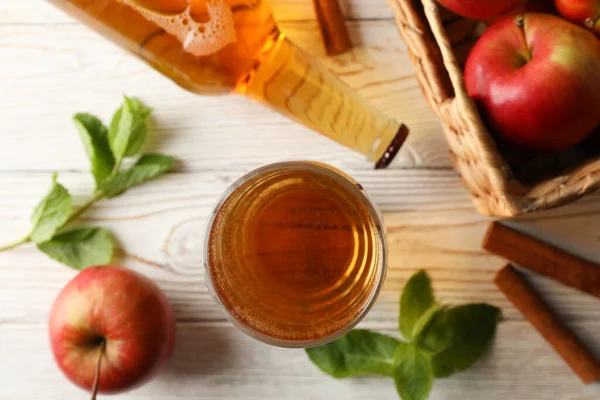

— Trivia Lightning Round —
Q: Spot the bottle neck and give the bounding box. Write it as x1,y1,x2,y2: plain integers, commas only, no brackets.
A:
240,35,406,167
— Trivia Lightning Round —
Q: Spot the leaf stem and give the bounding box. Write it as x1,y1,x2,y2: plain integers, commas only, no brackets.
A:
0,235,31,252
112,157,123,175
68,192,104,223
0,191,105,253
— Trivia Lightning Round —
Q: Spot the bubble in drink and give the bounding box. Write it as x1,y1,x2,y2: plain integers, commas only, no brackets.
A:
122,0,237,56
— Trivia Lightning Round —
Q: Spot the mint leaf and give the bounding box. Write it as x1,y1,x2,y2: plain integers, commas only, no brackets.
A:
414,308,455,355
306,330,401,378
109,96,152,159
424,304,502,378
100,154,175,198
38,228,115,270
393,342,434,400
73,113,115,187
30,174,72,244
400,270,435,340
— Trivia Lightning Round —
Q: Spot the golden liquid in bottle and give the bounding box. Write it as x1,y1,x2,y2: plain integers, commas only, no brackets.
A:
48,0,406,164
48,0,277,94
207,165,384,343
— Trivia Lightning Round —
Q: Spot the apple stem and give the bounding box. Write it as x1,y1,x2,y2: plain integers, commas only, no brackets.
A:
585,12,600,29
91,340,106,400
515,15,532,62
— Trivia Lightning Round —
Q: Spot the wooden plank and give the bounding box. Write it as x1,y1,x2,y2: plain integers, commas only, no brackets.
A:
2,321,600,399
1,171,599,326
3,2,600,399
0,21,447,172
0,0,395,24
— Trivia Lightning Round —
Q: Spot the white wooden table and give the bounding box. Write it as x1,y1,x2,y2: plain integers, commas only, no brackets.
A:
1,1,599,399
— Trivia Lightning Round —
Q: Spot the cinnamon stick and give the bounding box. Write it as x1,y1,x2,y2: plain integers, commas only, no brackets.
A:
483,222,600,299
495,265,600,384
313,0,352,56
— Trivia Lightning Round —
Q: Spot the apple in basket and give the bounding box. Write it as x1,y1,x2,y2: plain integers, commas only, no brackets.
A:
49,266,176,398
484,0,559,24
555,0,600,35
464,13,600,151
437,0,527,20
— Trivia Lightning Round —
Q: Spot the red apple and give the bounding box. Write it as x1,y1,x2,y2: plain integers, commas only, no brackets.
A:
485,0,558,24
437,0,527,20
555,0,600,35
49,266,176,397
464,14,600,151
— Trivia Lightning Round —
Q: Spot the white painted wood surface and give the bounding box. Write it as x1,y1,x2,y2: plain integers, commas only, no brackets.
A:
0,1,599,399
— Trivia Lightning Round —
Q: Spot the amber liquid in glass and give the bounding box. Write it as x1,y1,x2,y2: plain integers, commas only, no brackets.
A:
207,165,383,343
48,0,406,164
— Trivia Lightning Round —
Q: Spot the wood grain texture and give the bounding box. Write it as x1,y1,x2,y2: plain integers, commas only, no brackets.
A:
0,21,447,172
1,0,600,399
2,322,600,399
1,172,599,326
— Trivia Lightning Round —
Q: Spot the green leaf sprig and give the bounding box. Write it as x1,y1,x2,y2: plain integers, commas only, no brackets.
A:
0,96,175,269
306,270,502,400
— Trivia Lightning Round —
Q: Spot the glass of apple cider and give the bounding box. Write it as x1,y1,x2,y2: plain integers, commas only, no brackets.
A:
47,0,408,168
203,161,387,348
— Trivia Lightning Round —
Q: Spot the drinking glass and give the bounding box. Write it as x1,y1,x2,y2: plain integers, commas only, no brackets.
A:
203,161,387,348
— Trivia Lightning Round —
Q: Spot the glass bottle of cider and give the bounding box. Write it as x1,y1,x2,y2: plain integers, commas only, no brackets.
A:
48,0,409,168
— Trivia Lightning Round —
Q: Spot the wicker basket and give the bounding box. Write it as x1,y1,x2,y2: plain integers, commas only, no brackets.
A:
389,0,600,217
